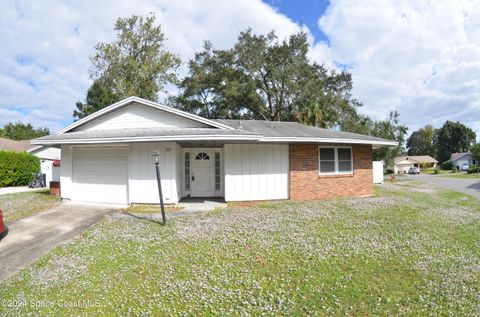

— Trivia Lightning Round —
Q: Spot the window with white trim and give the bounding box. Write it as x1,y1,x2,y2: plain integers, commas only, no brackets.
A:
318,146,353,175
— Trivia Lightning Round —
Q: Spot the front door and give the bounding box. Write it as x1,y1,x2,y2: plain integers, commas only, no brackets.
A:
191,149,215,197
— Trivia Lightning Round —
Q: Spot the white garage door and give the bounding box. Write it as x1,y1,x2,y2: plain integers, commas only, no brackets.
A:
72,147,128,204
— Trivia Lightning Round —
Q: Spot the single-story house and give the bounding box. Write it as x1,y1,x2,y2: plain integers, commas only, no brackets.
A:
27,146,61,185
31,97,397,205
0,138,61,185
391,155,438,174
450,152,478,170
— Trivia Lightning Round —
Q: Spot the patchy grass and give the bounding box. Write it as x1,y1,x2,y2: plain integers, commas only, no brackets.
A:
0,184,479,316
122,204,184,214
0,190,61,224
421,168,448,175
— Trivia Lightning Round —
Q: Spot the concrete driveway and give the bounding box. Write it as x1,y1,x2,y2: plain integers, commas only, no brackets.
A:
407,174,480,199
0,202,119,282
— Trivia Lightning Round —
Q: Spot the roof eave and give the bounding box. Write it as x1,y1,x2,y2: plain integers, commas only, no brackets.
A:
31,134,262,145
258,137,398,146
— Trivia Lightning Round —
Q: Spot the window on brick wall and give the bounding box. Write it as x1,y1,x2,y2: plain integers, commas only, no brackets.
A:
318,146,353,175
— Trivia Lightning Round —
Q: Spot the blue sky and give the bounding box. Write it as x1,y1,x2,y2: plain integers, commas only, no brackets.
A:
1,0,480,139
264,0,330,42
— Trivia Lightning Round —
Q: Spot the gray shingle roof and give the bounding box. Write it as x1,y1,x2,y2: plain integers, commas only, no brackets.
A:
214,119,394,143
34,128,259,142
449,152,471,162
394,155,438,164
32,120,397,146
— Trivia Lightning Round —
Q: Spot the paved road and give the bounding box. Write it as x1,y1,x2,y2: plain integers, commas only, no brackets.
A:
407,174,480,199
0,202,118,282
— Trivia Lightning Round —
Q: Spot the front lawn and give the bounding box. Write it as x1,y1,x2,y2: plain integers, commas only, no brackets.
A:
0,183,479,316
438,172,480,179
0,190,61,224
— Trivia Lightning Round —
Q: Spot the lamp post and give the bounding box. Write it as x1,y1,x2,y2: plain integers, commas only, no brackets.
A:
152,150,166,225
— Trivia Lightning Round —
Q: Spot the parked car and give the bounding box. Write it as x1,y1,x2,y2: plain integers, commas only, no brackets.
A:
460,163,469,172
0,209,8,241
408,167,421,174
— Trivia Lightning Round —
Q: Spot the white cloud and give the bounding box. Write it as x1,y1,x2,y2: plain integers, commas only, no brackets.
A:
315,0,480,137
2,0,480,139
0,0,301,132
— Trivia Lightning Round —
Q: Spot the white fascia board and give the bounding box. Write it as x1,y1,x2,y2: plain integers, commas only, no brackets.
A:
259,137,398,146
27,145,43,153
31,134,262,145
55,96,233,135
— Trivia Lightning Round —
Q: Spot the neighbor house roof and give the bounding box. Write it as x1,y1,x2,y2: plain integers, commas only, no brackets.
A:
31,97,398,147
449,152,471,162
394,155,438,164
0,137,33,152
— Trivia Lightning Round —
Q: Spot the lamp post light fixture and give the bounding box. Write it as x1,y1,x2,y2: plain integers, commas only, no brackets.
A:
152,150,166,225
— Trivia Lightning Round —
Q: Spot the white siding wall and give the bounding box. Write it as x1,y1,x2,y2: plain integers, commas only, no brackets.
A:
452,155,475,169
40,159,54,185
31,146,61,160
175,143,182,201
129,142,180,204
60,145,73,200
224,144,289,201
75,103,208,131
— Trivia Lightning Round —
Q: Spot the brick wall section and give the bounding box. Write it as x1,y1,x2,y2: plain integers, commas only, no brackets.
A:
289,144,373,200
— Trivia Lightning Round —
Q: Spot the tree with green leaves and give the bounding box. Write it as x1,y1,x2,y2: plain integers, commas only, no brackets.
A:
470,143,480,166
73,80,118,120
0,122,49,140
342,111,408,167
173,42,250,119
434,121,476,163
370,111,408,165
175,29,360,127
74,13,180,120
406,125,436,157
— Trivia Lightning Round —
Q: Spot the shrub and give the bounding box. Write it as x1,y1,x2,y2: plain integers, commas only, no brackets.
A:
467,166,480,174
0,150,40,187
434,166,440,174
440,161,452,170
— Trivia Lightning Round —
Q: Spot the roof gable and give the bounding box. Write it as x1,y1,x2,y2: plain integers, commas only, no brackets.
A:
450,152,471,162
74,103,210,132
57,97,233,134
394,155,438,164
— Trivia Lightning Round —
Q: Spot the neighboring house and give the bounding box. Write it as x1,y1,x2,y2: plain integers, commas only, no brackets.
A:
0,137,61,185
391,155,438,174
27,146,61,185
31,97,397,205
450,152,478,170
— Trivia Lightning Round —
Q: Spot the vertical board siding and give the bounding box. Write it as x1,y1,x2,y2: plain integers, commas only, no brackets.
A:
75,103,209,131
129,142,179,204
60,145,73,200
224,144,289,201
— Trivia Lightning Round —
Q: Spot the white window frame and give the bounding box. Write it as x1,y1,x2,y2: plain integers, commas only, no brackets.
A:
318,146,353,175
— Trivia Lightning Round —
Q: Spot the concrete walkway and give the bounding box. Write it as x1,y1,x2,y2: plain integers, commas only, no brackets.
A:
0,202,119,282
407,174,480,199
0,186,48,196
115,198,228,222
